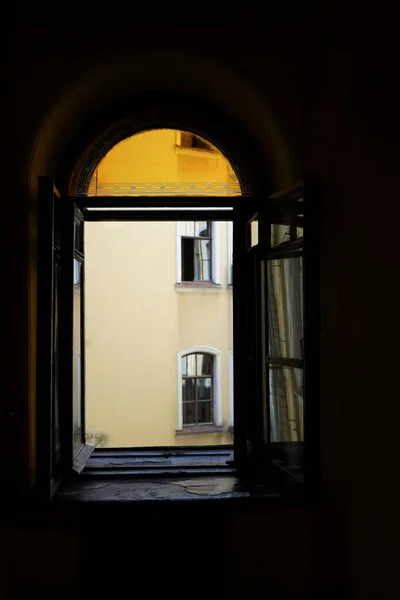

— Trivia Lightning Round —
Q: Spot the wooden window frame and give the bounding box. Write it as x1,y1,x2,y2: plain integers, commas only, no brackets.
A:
36,179,320,504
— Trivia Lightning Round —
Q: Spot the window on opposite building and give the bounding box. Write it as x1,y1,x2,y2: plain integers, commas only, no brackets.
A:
182,352,214,426
181,221,212,282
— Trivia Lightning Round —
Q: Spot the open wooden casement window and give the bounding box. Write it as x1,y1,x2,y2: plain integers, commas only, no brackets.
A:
236,181,320,496
36,177,319,502
36,177,92,501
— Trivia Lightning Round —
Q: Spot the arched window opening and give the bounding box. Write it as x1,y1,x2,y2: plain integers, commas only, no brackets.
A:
182,353,214,426
35,92,318,503
85,129,241,198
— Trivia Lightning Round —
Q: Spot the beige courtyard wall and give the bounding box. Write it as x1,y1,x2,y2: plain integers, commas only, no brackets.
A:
85,130,235,447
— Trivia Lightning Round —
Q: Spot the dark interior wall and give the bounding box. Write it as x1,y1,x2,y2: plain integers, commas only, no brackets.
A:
5,3,399,598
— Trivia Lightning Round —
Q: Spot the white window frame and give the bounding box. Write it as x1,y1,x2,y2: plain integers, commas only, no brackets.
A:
176,346,222,431
176,221,221,285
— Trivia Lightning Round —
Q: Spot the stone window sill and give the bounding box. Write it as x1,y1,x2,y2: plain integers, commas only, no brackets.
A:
176,282,222,292
176,425,225,436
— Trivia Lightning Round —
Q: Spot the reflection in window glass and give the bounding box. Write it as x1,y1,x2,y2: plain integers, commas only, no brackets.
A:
73,259,83,452
267,257,304,359
194,239,211,281
195,221,209,237
271,224,290,246
250,219,258,247
269,366,304,443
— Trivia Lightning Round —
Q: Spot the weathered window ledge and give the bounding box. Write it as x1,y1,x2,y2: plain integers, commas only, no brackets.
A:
176,425,224,436
175,282,222,292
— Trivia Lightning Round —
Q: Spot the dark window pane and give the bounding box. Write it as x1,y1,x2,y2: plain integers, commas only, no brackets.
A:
269,366,303,443
180,132,193,148
197,400,212,423
183,401,196,425
192,136,214,151
54,200,61,249
182,238,194,281
182,378,195,402
53,260,61,467
267,257,304,360
197,353,212,375
197,378,212,400
74,219,83,252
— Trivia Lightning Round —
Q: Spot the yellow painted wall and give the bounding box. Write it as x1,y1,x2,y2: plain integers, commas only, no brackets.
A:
90,129,239,195
85,130,236,447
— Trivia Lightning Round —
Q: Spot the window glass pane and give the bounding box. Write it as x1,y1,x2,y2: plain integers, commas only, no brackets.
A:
73,259,83,452
269,366,304,443
269,365,304,481
197,354,213,376
267,257,304,360
182,378,195,402
54,200,61,249
74,260,81,285
271,224,290,246
195,239,211,261
250,219,258,247
183,402,195,425
195,259,211,281
194,240,211,281
74,220,83,253
185,354,196,376
197,378,212,400
197,401,212,423
52,260,61,468
195,221,210,237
